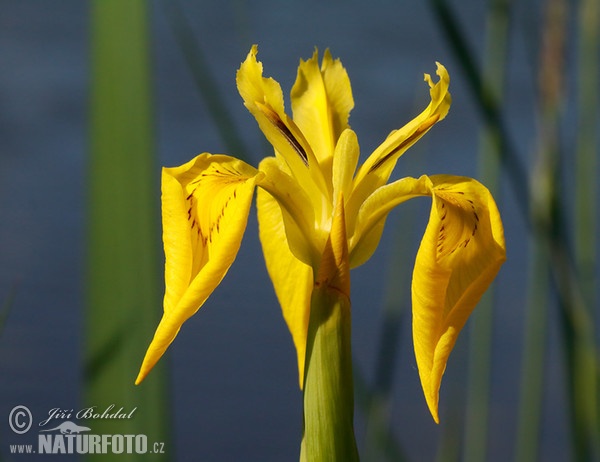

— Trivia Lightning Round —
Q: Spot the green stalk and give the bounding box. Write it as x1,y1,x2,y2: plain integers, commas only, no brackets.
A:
86,1,168,459
302,282,359,462
464,2,511,461
301,200,359,462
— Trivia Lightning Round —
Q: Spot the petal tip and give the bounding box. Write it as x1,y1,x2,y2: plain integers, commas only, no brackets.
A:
425,387,441,424
134,372,145,386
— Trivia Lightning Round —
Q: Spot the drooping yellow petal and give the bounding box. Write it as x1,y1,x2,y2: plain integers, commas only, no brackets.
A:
348,174,505,422
291,48,354,173
348,63,451,217
412,175,505,423
136,154,261,384
256,186,313,388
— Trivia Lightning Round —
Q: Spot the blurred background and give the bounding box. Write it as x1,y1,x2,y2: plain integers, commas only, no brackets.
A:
1,0,598,461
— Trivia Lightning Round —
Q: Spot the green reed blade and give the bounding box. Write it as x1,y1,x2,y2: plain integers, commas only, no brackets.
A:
574,2,600,457
427,0,529,224
86,1,169,459
361,220,413,462
464,2,512,461
575,0,598,312
516,1,565,460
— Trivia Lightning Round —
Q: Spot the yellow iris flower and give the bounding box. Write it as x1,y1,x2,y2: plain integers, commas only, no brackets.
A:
136,45,506,423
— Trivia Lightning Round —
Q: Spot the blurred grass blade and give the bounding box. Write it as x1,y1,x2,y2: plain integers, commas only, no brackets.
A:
464,2,512,462
575,0,598,312
353,364,407,462
360,220,413,462
161,0,250,161
515,238,549,462
516,1,565,460
573,0,600,457
86,1,169,459
361,129,430,462
427,0,529,223
534,0,600,459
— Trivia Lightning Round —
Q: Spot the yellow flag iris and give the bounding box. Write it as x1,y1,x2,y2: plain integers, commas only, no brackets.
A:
136,45,506,424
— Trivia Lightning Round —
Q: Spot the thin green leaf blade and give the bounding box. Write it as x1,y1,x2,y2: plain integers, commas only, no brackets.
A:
86,1,169,459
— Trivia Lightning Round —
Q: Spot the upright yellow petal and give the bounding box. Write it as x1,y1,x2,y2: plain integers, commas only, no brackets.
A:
332,129,359,214
257,187,313,388
320,49,354,144
411,175,505,423
236,45,328,203
291,49,354,172
136,154,261,384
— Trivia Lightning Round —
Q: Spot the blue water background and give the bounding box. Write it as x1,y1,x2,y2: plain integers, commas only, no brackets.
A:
2,0,595,460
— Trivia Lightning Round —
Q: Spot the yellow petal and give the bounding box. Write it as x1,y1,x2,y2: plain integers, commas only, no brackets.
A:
314,193,350,298
348,173,505,422
349,63,451,212
291,49,354,172
136,154,261,384
348,175,430,268
320,49,354,142
257,186,313,389
236,45,328,202
411,175,505,423
332,129,359,214
257,156,323,267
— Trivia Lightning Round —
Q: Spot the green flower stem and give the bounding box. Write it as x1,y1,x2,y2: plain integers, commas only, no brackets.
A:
301,282,359,462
